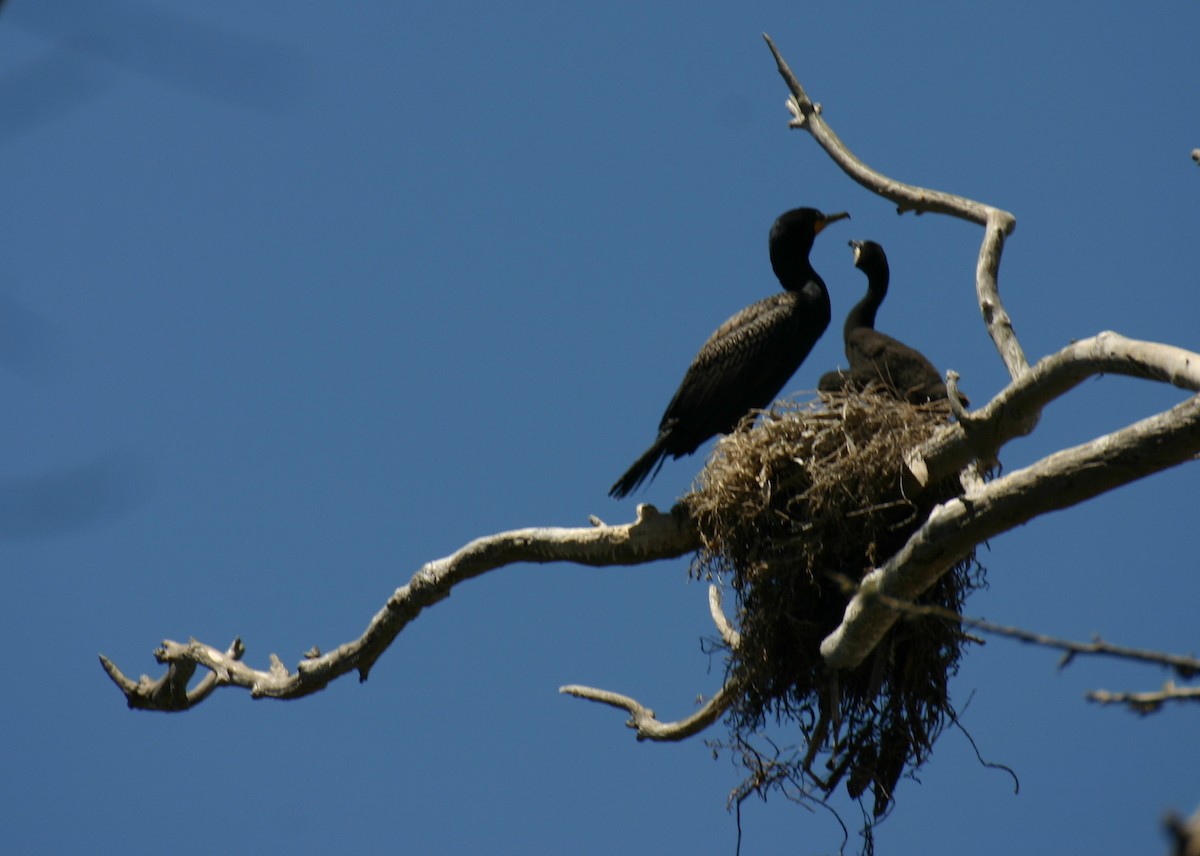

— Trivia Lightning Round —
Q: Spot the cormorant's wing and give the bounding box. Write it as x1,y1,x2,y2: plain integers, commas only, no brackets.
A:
658,293,818,447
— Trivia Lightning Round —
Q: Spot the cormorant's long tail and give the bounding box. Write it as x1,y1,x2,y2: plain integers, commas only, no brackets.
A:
609,435,670,499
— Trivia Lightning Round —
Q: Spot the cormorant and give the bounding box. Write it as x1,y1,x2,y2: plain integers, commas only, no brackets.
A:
817,239,958,404
610,207,849,498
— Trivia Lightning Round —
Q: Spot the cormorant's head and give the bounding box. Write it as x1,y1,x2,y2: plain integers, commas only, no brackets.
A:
769,208,849,279
849,239,889,281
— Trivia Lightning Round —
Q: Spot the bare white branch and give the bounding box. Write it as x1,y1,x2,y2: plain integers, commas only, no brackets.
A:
99,638,244,711
101,503,700,710
868,591,1200,676
908,332,1200,488
1088,682,1200,714
708,584,741,649
559,681,734,742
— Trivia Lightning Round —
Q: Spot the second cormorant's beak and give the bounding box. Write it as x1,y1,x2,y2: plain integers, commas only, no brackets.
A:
814,211,850,234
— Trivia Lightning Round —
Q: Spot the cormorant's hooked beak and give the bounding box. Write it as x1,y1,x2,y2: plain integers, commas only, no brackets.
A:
815,211,850,234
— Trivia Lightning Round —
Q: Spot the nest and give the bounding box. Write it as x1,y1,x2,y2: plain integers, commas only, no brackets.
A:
685,388,983,825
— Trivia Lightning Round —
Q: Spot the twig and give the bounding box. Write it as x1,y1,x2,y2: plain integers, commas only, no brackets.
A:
867,592,1200,678
1087,683,1200,714
708,584,741,649
559,681,734,742
559,584,738,741
945,371,969,421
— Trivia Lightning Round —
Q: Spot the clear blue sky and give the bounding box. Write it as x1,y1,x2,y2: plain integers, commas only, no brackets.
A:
1,2,1197,854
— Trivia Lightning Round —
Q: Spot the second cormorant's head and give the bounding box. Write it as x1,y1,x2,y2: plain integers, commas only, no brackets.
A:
769,208,850,284
850,239,889,279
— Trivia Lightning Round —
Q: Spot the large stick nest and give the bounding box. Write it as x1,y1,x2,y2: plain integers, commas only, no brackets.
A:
685,389,983,822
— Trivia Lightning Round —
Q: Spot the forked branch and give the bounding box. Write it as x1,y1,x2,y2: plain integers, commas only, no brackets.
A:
907,332,1200,487
101,504,700,710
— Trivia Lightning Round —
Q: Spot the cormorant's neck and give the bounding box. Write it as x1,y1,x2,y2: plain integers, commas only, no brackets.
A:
843,263,889,338
771,254,819,294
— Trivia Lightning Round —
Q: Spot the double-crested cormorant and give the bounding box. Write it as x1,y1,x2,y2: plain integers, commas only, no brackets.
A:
818,239,955,404
610,207,849,498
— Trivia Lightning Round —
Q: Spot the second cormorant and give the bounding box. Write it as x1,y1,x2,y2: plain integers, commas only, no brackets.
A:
818,239,957,404
610,207,849,498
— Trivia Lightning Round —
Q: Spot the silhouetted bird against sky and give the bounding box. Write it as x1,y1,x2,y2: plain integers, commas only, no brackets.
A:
818,239,958,404
610,207,849,498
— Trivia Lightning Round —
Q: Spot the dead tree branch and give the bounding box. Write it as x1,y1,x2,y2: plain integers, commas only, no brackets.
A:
906,332,1200,487
708,583,741,649
1088,683,1200,714
101,503,700,711
866,591,1200,682
559,681,735,742
554,583,744,739
99,638,245,712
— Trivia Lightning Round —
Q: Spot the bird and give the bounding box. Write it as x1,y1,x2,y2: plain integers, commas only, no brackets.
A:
817,239,959,404
610,207,849,498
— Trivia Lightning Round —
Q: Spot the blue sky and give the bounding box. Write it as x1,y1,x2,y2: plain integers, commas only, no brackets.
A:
1,2,1198,854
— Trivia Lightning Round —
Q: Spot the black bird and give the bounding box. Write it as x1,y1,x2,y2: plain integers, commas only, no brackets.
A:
610,207,849,498
818,239,956,404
